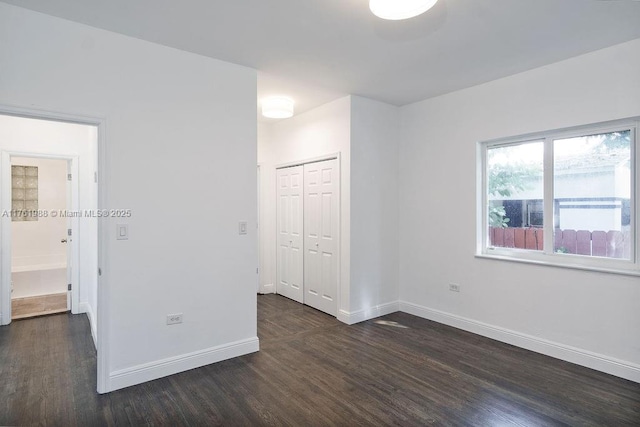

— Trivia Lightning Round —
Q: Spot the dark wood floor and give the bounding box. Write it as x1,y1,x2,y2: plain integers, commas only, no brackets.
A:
1,295,639,426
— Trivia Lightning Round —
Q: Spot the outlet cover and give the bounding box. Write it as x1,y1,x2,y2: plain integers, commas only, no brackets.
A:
166,313,183,325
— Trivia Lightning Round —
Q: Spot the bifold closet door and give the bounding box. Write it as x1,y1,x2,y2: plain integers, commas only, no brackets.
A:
276,166,304,303
303,159,339,316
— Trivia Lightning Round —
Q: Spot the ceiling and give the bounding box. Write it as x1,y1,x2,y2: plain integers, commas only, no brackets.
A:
4,0,640,118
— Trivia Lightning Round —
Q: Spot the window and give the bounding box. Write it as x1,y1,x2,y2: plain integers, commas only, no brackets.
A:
479,119,638,275
11,165,38,222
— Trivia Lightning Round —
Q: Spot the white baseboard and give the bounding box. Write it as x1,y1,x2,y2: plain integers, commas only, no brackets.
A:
338,301,400,325
79,302,97,349
399,301,640,384
259,283,275,294
107,337,260,392
77,301,88,314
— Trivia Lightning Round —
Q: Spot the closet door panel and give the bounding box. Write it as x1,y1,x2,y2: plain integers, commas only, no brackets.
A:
304,159,339,316
276,166,304,303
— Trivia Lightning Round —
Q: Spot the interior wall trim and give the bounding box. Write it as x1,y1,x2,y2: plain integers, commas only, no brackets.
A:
399,301,640,384
107,337,260,393
338,301,400,325
78,301,97,349
259,283,275,294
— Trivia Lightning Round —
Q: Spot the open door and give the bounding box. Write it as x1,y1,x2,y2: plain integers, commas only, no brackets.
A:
65,160,72,311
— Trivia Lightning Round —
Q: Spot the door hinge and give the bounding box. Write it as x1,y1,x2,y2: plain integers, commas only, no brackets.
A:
94,171,98,183
98,268,102,276
68,228,72,236
67,173,72,181
256,267,259,274
68,283,72,291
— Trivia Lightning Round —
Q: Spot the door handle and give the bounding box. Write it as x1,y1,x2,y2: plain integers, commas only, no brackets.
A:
61,239,67,243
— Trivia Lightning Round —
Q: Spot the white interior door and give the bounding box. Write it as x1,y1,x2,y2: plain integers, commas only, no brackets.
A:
303,159,339,316
276,166,304,303
65,161,72,310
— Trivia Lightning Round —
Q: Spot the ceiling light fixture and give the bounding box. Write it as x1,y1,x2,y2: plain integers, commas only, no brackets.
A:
369,0,439,20
261,96,294,119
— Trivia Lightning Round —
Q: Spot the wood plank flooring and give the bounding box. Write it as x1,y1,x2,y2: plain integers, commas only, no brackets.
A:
1,294,639,426
11,292,68,320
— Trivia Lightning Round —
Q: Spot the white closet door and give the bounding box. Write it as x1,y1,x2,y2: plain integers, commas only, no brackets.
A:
276,166,304,303
303,159,339,316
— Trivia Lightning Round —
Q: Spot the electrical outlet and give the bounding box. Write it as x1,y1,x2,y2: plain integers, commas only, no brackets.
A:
166,313,183,325
449,283,460,292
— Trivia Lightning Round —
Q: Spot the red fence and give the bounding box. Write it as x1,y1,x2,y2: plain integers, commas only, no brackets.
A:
489,227,631,259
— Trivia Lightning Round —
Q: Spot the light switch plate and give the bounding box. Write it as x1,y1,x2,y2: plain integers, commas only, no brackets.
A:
116,224,128,240
239,221,248,235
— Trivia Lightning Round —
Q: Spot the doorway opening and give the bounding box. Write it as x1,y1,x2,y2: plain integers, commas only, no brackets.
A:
0,109,107,392
10,156,71,319
0,114,99,332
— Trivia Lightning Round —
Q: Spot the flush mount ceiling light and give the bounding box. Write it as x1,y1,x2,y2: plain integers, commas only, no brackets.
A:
369,0,439,20
261,96,294,119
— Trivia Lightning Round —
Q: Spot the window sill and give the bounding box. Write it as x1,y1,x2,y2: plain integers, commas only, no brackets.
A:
475,252,640,277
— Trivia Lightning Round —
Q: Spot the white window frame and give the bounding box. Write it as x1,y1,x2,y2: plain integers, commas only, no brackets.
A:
477,117,639,276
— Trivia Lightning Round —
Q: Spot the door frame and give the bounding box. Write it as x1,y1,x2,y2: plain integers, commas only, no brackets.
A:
257,164,261,293
274,153,341,316
1,152,80,314
0,104,109,394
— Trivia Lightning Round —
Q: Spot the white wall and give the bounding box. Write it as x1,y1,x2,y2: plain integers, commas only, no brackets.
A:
258,96,351,314
259,95,401,324
0,3,258,392
12,269,66,299
11,157,68,271
0,117,98,321
349,96,399,321
399,38,640,381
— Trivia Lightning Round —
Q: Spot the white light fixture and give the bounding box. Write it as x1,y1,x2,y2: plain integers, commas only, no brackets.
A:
261,96,294,119
369,0,439,20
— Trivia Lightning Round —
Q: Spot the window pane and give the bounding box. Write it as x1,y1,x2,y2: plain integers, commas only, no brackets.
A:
553,130,631,259
11,165,38,222
487,142,544,250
